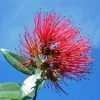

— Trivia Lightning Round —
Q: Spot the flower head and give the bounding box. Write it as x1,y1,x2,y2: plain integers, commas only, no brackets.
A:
18,12,92,93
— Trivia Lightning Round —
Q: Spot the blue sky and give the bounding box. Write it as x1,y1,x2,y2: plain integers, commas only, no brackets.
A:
0,0,100,100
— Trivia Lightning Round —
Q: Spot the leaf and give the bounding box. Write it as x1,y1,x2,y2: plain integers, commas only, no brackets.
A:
0,83,21,100
0,83,33,100
21,70,45,99
0,48,33,75
37,80,45,92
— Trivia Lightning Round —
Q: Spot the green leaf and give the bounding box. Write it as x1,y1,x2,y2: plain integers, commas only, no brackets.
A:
37,80,45,92
0,83,21,100
21,70,45,99
0,48,33,75
0,83,33,100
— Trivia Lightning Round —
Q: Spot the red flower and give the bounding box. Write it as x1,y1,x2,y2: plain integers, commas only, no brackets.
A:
18,12,92,93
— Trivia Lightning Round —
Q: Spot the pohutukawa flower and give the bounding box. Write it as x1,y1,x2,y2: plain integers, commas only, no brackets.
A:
18,12,92,94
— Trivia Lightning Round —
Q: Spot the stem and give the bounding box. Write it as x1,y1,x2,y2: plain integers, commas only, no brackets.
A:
33,87,38,100
32,80,44,100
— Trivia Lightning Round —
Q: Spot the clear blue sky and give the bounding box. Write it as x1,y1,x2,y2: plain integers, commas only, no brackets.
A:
0,0,100,100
